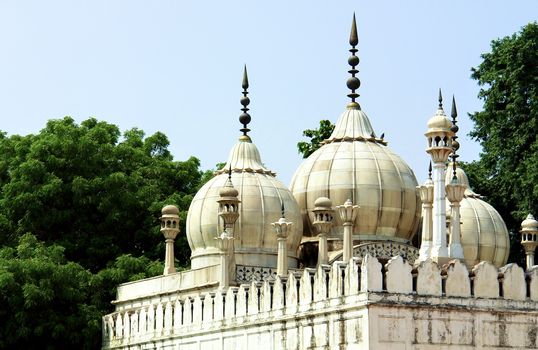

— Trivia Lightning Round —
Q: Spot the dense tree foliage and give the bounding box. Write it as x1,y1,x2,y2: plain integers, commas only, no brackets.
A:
0,117,211,349
0,117,208,271
297,119,335,158
462,22,538,264
0,233,163,349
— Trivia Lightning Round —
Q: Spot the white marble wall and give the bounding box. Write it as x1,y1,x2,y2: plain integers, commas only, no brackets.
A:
103,256,538,349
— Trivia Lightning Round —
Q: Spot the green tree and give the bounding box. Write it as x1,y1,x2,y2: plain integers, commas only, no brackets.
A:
0,117,207,271
0,233,162,350
462,22,538,264
297,119,335,158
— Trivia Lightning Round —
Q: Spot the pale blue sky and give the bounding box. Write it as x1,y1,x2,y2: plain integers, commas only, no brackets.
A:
0,1,536,185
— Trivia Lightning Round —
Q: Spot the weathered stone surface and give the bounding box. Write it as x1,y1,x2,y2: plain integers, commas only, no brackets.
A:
213,290,224,321
445,259,471,297
236,285,247,317
345,258,359,295
285,273,298,314
361,254,382,292
260,280,271,312
183,297,193,324
416,259,441,296
314,264,328,301
473,261,499,298
247,281,259,315
224,288,236,319
203,293,213,324
329,261,345,298
164,301,173,332
299,269,313,307
193,294,203,323
528,266,538,302
500,263,526,301
273,276,285,310
385,255,412,293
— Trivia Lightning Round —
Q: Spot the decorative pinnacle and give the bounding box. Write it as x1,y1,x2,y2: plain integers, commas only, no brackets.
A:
346,13,361,105
281,202,285,219
428,161,432,179
438,88,443,109
239,65,251,137
228,164,232,179
450,95,460,180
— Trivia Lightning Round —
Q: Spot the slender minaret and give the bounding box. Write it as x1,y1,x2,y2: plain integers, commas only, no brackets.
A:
272,204,292,277
445,96,465,259
312,197,334,266
337,198,359,262
160,205,181,275
425,90,454,264
418,162,434,261
521,214,538,269
216,168,240,288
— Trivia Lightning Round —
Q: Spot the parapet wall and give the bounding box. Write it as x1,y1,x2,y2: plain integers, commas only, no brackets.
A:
102,256,538,349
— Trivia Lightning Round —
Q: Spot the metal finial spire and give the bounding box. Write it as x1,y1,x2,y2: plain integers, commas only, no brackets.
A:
438,88,443,109
281,201,285,219
228,164,232,179
239,65,251,138
428,161,432,180
450,95,460,180
347,13,361,106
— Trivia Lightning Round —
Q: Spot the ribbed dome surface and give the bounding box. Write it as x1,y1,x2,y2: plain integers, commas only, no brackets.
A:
445,166,509,268
290,106,421,241
187,139,302,269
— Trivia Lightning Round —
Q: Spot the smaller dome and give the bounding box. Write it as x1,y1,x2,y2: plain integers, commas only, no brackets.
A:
427,109,452,132
521,214,538,232
161,205,180,216
445,165,509,268
314,197,333,209
219,178,239,198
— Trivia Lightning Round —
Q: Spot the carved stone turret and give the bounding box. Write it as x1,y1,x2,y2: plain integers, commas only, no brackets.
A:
446,176,465,259
160,205,180,275
521,214,538,269
337,198,359,262
272,211,293,277
424,90,454,264
312,197,334,266
216,172,240,288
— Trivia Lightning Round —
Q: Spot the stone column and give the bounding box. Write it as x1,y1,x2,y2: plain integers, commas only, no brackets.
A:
446,177,465,259
215,231,234,288
418,178,434,261
272,216,292,277
521,214,538,269
337,199,359,262
160,205,180,275
312,197,334,266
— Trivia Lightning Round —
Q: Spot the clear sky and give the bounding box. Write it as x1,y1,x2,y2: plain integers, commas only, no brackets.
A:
0,1,536,185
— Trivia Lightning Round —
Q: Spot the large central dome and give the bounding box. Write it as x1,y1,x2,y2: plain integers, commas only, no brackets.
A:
290,104,421,242
290,15,420,244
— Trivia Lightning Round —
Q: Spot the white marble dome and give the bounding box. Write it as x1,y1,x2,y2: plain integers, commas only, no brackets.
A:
290,103,421,242
445,166,510,268
187,137,303,269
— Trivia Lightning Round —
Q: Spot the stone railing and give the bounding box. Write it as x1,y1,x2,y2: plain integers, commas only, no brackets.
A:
102,255,538,348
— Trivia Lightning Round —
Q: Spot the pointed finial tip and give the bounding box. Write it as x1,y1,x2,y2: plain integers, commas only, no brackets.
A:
349,13,358,46
281,201,285,218
438,88,443,108
451,95,458,119
428,161,432,179
242,65,249,90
